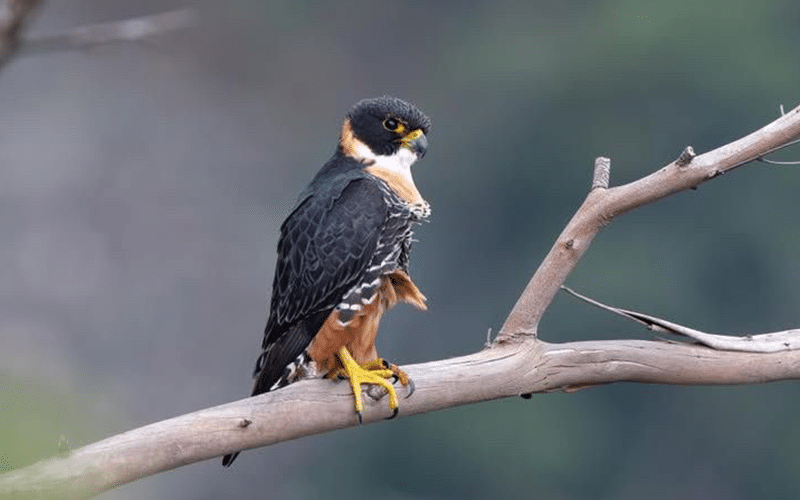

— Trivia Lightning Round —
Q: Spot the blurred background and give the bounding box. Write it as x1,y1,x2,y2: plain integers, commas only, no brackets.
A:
2,0,800,498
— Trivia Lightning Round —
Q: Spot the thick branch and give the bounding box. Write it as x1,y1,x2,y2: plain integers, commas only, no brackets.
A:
499,104,800,338
3,339,800,499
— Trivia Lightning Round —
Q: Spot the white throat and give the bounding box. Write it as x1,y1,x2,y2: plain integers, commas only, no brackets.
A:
352,142,418,185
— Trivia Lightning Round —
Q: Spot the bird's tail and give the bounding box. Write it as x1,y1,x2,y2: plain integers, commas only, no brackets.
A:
221,342,301,468
221,450,240,467
222,313,328,468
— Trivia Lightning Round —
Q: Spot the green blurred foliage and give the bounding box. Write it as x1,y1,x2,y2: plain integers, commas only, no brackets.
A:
1,374,84,472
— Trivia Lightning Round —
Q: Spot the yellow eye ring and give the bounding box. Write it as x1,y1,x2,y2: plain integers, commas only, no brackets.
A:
383,118,400,132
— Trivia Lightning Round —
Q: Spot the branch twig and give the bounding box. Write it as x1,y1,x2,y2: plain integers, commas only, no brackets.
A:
561,286,800,352
591,156,610,190
756,135,800,165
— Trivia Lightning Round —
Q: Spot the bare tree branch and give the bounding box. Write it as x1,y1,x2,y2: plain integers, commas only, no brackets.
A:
3,339,800,499
498,104,800,338
0,3,197,73
2,102,800,498
21,8,198,55
0,0,43,69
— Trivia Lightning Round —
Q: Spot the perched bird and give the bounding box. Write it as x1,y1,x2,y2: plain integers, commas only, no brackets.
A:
222,96,431,467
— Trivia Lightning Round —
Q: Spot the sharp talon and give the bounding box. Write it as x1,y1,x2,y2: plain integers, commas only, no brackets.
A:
386,407,398,420
335,348,407,423
405,378,416,398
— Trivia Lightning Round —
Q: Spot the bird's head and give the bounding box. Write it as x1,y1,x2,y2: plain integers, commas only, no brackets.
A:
339,96,431,168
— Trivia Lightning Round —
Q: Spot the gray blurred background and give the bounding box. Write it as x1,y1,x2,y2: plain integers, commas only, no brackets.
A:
2,1,800,499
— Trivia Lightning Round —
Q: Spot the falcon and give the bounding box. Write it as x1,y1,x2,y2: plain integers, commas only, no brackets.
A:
222,96,431,466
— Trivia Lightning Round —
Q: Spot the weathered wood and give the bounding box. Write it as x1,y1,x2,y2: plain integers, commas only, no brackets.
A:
4,338,800,499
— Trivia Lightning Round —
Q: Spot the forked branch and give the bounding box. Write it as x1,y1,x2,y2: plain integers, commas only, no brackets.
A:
499,104,800,338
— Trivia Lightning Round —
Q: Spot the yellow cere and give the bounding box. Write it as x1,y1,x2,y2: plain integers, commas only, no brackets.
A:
401,128,424,145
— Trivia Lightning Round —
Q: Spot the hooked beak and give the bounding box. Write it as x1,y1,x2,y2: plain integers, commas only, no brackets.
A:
400,129,428,159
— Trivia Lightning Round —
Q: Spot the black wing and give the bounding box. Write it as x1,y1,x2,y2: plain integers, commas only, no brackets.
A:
251,176,389,395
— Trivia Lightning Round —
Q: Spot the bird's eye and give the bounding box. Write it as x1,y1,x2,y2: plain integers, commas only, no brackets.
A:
383,118,400,131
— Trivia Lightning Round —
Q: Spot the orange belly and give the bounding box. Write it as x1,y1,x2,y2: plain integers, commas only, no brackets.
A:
307,270,426,374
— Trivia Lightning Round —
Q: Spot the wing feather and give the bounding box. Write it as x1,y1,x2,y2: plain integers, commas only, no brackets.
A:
252,176,388,394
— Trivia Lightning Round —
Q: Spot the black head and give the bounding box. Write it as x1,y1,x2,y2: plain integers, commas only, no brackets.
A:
340,96,431,159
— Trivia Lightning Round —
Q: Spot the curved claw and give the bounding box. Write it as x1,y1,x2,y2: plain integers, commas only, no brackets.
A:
385,407,399,420
405,377,416,398
336,348,401,420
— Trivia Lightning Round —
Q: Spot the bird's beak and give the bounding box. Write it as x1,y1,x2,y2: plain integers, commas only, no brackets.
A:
401,129,428,159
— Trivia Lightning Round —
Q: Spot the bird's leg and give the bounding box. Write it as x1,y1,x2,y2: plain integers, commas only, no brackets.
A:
334,347,401,422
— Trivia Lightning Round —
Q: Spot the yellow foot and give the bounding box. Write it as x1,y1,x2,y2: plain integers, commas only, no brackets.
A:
334,347,413,423
361,358,415,399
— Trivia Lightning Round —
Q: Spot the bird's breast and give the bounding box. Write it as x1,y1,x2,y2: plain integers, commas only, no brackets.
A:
366,164,427,208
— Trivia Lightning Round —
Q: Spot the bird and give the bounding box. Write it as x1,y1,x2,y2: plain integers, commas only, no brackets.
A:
222,96,431,467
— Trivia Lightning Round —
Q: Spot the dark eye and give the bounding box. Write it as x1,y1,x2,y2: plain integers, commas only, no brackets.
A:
383,118,399,131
